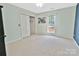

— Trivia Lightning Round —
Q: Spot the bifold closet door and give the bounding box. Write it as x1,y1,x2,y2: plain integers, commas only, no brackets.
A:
74,3,79,45
20,14,30,39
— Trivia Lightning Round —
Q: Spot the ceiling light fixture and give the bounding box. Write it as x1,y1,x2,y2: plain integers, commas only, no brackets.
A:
36,3,43,8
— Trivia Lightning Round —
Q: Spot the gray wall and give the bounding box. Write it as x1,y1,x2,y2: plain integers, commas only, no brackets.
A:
36,6,76,39
0,3,36,44
0,3,76,44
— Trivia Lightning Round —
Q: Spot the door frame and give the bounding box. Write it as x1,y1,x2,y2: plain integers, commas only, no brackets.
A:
73,3,79,47
0,5,6,56
30,16,35,35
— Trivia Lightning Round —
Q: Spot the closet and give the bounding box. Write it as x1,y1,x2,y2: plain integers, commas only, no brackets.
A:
18,14,30,39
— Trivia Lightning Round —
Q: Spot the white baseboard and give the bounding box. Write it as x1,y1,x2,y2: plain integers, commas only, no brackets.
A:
72,38,79,48
35,33,72,39
5,37,22,45
5,35,31,45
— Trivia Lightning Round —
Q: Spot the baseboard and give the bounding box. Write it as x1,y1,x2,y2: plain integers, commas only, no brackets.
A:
72,38,79,48
5,37,22,45
35,33,72,40
35,33,49,35
54,35,73,40
6,35,31,45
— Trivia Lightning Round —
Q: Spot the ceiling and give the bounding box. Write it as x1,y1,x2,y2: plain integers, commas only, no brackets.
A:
11,3,77,13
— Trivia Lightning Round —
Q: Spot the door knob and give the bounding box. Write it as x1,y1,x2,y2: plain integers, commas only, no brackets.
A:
18,24,21,27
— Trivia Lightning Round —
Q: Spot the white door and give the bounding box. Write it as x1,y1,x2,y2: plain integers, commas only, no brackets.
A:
30,16,35,35
20,14,30,39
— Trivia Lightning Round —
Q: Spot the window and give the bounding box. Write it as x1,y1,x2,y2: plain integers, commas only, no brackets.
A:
47,15,56,33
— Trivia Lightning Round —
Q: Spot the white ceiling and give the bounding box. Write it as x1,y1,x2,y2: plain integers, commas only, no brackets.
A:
11,3,77,13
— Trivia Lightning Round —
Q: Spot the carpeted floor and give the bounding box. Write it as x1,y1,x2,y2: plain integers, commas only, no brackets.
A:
6,35,79,56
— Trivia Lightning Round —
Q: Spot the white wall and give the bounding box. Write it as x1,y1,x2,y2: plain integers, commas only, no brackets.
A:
35,16,48,35
0,3,76,45
36,6,76,39
0,3,36,44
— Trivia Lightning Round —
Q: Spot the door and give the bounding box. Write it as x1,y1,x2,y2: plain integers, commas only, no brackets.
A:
30,16,35,35
20,14,30,39
0,6,6,56
20,14,27,39
74,4,79,45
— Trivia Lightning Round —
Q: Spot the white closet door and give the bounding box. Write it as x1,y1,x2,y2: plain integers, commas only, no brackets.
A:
30,16,35,35
20,14,30,38
26,15,30,36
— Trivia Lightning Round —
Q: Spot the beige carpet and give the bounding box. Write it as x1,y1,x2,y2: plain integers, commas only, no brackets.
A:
6,35,79,56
